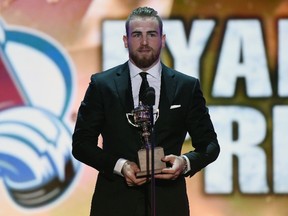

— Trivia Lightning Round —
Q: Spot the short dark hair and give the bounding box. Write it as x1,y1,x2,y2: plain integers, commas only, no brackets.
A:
125,7,163,36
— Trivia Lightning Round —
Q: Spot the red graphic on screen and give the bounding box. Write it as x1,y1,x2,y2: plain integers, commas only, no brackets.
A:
0,51,25,111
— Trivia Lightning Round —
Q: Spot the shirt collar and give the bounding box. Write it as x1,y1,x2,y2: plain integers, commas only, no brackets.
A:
128,60,162,80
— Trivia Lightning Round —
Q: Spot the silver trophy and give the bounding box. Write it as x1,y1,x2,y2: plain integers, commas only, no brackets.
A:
126,102,166,177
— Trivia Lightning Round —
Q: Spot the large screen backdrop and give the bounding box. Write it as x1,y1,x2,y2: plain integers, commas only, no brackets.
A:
0,0,287,215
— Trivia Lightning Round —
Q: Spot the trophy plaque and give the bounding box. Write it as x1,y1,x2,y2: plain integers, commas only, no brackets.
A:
126,103,166,178
136,146,166,177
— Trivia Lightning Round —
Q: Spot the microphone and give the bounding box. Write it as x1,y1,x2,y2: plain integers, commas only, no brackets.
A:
144,87,155,129
145,87,155,106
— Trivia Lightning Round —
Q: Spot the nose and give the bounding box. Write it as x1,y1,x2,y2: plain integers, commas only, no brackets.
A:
141,35,148,45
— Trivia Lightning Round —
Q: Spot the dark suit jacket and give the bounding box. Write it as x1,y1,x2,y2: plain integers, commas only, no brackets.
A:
72,62,220,216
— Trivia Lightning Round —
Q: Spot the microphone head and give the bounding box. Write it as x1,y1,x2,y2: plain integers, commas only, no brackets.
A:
145,87,155,106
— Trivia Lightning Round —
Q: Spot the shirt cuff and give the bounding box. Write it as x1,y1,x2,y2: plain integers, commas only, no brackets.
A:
181,155,191,174
113,158,128,176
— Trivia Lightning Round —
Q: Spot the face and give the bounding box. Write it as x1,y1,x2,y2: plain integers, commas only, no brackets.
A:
123,17,166,70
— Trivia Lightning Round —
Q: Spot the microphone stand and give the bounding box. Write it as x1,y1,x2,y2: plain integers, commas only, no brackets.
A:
127,87,165,216
149,104,156,216
144,87,156,216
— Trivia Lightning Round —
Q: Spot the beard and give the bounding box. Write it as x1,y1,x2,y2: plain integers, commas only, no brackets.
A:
129,46,161,69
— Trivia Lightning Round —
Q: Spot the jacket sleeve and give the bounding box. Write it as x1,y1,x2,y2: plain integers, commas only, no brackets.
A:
71,75,118,180
184,79,220,177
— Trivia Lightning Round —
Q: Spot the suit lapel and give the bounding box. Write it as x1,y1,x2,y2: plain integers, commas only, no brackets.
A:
159,64,176,110
154,64,177,132
114,62,134,113
113,62,177,120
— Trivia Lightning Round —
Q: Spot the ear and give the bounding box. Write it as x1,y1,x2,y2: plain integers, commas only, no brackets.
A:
161,34,166,48
123,35,128,48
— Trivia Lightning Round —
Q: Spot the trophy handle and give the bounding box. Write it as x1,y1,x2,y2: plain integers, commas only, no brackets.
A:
126,113,140,127
154,109,159,122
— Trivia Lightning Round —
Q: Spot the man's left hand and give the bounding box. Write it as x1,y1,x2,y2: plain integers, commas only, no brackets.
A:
154,154,186,180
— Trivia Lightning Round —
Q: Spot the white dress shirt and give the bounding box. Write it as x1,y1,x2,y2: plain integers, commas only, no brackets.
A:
128,60,161,109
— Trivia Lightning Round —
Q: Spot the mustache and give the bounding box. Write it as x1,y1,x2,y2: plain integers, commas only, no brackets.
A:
137,46,152,51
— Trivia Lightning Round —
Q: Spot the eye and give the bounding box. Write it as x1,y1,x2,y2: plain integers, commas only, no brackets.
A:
148,32,157,37
132,33,142,38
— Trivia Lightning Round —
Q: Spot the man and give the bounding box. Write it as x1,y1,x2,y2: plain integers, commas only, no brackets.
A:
72,6,220,216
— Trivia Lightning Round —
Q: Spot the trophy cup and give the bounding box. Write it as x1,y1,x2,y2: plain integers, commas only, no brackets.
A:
126,88,166,178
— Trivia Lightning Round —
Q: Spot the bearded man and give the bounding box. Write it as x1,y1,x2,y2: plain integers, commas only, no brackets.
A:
72,6,220,216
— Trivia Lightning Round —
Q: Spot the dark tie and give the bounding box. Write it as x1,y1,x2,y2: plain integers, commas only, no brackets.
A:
139,72,149,105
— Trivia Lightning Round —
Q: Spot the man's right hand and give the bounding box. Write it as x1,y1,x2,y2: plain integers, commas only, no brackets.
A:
121,161,149,186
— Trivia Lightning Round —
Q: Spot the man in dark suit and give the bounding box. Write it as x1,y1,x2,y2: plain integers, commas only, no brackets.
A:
72,6,220,216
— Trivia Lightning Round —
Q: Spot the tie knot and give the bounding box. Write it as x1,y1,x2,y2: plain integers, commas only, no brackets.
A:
139,72,148,80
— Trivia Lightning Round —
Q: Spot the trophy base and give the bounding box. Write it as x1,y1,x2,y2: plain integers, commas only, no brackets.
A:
136,146,166,178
